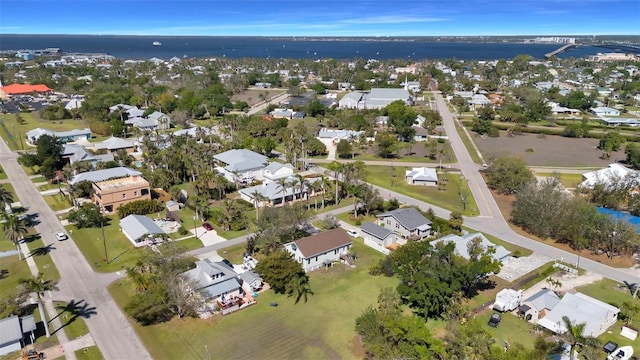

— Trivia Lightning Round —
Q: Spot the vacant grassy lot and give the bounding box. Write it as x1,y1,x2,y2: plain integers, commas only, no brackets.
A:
109,239,397,360
0,112,89,151
43,193,73,212
365,166,479,216
535,172,583,188
576,279,640,347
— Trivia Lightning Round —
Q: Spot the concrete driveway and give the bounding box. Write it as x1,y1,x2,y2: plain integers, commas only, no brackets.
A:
192,227,228,247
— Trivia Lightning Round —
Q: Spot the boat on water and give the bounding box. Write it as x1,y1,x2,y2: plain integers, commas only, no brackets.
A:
153,41,162,46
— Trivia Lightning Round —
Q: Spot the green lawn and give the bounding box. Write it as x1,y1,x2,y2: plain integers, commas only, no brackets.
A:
476,310,537,349
535,172,583,188
0,112,88,151
455,121,483,164
31,176,47,183
108,239,397,360
172,237,203,252
43,194,74,212
25,235,60,283
218,243,246,264
75,346,104,360
0,164,7,180
52,301,90,340
352,140,457,164
0,254,31,295
66,217,142,272
365,166,480,216
576,279,640,347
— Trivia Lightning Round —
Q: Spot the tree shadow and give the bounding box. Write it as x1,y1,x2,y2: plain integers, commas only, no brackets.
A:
0,269,8,280
28,244,55,257
52,299,97,335
22,233,42,244
622,280,639,297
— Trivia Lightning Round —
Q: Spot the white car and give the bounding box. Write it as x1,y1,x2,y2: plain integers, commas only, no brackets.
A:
55,232,68,241
346,229,359,237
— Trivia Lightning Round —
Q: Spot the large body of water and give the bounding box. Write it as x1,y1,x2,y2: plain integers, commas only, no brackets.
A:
0,35,607,60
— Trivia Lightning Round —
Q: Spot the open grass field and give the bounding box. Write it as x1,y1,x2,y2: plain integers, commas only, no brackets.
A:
108,239,397,360
0,112,90,151
534,172,584,188
474,131,626,167
576,279,640,347
365,165,479,216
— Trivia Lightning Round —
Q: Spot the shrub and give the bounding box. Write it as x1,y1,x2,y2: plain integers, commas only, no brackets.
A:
178,226,189,236
117,199,164,218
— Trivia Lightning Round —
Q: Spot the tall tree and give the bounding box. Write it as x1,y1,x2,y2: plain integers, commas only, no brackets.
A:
3,214,28,260
20,273,59,338
559,316,599,360
0,188,14,213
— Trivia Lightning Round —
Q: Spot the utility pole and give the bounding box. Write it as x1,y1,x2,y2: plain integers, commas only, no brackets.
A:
101,219,109,264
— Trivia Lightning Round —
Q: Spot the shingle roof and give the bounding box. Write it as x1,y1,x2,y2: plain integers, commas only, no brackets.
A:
119,215,164,242
185,259,238,290
0,316,22,345
361,222,393,240
201,278,241,300
69,167,141,185
288,228,352,258
378,207,431,231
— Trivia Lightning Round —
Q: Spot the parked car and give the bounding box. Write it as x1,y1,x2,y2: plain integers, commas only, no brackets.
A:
202,223,213,231
55,232,68,241
487,313,501,327
346,229,358,237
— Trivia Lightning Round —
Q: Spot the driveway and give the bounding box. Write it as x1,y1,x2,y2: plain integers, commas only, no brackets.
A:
318,138,336,160
192,227,227,247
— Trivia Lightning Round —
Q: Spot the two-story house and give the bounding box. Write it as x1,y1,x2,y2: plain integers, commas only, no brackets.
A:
284,228,352,272
213,149,269,184
377,207,432,240
92,174,151,213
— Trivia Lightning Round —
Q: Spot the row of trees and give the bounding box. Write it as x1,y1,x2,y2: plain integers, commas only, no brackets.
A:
512,177,640,257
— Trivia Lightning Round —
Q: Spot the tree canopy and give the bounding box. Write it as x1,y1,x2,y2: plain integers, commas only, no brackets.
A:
486,155,535,194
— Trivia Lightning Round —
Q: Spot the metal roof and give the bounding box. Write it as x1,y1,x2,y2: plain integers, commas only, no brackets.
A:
0,316,22,345
120,215,164,242
69,167,142,185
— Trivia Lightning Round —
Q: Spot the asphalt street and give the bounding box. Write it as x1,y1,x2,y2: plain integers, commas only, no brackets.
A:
0,140,151,359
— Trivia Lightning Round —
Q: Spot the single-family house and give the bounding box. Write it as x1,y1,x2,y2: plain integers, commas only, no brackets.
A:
64,98,83,111
591,107,620,117
69,166,142,186
125,116,160,131
361,222,395,254
518,289,561,322
0,315,36,356
239,176,321,208
213,149,269,184
377,207,431,240
550,106,581,115
579,163,638,189
284,228,353,272
262,163,294,183
92,173,151,213
120,214,165,247
317,128,363,143
62,144,114,168
537,292,619,337
147,111,171,130
26,128,91,145
412,126,430,142
270,108,295,119
338,88,412,110
405,167,438,186
431,232,511,263
90,136,135,154
470,94,491,109
599,117,640,127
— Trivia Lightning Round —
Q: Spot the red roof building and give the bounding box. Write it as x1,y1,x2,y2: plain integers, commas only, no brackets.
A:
0,84,52,97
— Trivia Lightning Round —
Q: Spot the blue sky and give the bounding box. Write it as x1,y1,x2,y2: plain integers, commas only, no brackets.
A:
1,0,638,36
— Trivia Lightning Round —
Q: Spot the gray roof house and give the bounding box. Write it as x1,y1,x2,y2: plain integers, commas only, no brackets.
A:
62,144,114,168
405,167,438,186
91,136,135,153
0,315,36,356
262,163,294,182
537,292,619,337
125,116,160,130
432,232,511,263
239,176,320,207
317,128,363,141
147,111,171,130
213,149,269,184
338,88,412,110
69,167,141,185
119,214,165,247
361,222,395,254
518,289,561,322
26,127,91,145
377,207,432,240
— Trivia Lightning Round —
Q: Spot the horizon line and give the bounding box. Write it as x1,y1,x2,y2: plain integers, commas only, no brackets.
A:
2,33,639,38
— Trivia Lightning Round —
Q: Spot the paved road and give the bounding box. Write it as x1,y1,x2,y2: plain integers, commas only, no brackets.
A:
431,91,640,284
0,142,151,359
309,158,454,168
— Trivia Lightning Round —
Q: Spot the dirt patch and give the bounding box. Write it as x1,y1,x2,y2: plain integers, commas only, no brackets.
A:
231,89,283,106
350,335,366,359
474,131,626,167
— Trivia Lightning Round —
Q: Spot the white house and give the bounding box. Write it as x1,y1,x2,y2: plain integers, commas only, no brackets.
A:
317,128,363,143
405,167,438,186
413,126,430,142
119,214,165,247
580,163,638,189
284,228,353,272
213,149,269,184
518,289,561,322
338,88,412,110
262,163,294,183
431,232,511,263
361,222,395,255
537,292,619,337
26,128,91,145
591,107,620,117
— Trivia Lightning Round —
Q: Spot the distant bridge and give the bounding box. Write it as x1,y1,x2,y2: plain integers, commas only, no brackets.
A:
545,42,640,59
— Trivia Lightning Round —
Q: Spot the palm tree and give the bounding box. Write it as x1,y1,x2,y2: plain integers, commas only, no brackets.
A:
559,316,599,360
276,178,289,204
3,214,28,260
319,175,330,209
20,273,59,338
288,178,300,203
0,187,14,213
328,161,342,204
287,274,314,304
250,190,268,219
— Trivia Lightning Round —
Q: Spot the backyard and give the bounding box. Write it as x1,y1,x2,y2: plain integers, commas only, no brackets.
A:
108,239,397,360
365,165,479,216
